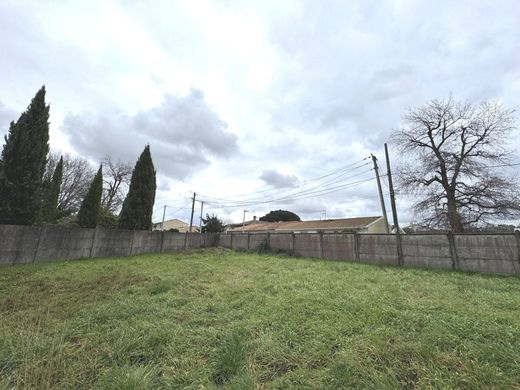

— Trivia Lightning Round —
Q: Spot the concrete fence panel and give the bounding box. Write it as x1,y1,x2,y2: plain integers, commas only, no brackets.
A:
231,234,248,250
162,232,187,252
401,234,452,269
35,226,95,262
293,233,321,258
131,230,163,255
92,229,134,258
218,234,232,248
269,233,292,252
186,233,204,249
358,234,398,265
322,234,356,261
0,225,43,265
249,233,269,251
455,234,520,275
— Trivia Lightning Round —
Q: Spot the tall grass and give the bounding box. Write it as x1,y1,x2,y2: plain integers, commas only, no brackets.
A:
0,248,519,388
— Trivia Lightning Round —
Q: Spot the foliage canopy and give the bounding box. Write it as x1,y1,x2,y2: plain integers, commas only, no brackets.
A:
0,86,50,225
119,145,156,230
259,209,301,222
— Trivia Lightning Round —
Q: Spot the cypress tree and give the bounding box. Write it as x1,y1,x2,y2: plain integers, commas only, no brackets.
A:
77,165,103,228
38,155,63,223
0,86,50,225
119,145,156,230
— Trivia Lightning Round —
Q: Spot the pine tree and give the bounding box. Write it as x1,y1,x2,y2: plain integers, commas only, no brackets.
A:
77,165,103,228
38,155,63,223
0,86,50,225
119,145,156,230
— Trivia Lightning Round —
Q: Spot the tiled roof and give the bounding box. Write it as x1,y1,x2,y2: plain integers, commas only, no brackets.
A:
227,216,382,232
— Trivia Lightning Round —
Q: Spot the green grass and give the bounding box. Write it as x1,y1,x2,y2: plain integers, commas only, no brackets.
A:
1,249,519,389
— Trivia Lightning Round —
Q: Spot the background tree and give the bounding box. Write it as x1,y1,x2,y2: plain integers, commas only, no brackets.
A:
77,165,103,228
0,86,50,225
392,96,520,232
119,145,156,230
201,213,225,233
101,155,132,213
259,209,301,222
44,151,95,217
38,155,63,224
97,207,119,229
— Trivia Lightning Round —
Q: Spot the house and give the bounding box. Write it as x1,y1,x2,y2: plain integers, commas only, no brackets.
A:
225,216,260,231
152,218,200,233
226,216,389,234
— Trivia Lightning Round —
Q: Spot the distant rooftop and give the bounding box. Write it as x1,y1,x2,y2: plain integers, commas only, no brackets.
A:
227,216,383,233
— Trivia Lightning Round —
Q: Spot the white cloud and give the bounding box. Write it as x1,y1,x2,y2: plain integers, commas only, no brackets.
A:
62,89,238,179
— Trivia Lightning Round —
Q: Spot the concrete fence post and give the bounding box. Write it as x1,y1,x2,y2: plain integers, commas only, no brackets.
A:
447,231,459,270
160,231,165,253
319,232,324,259
230,233,233,249
184,232,188,250
353,232,360,262
267,232,271,248
129,230,136,256
90,227,99,258
33,226,46,263
291,232,295,252
515,231,520,273
247,233,250,251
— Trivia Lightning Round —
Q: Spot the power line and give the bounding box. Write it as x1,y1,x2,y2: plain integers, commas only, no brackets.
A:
197,157,371,204
198,162,373,206
204,176,376,208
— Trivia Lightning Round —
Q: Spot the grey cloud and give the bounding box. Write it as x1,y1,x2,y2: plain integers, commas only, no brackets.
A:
266,0,520,151
62,89,238,180
259,169,299,188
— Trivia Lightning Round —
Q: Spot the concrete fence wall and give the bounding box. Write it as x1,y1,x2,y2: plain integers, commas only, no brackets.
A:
219,231,520,276
0,224,217,265
1,224,519,275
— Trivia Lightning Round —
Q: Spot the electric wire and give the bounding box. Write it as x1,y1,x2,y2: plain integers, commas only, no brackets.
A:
198,158,373,206
204,176,377,209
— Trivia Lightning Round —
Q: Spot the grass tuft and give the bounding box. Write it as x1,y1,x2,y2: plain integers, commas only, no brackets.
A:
212,329,249,385
92,365,156,389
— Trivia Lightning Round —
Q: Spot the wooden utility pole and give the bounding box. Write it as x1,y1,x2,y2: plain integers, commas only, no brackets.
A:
161,205,167,230
189,192,196,233
384,143,404,266
371,154,390,233
199,201,204,234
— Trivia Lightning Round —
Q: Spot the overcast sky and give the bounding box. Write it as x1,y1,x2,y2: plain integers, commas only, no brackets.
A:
1,0,519,225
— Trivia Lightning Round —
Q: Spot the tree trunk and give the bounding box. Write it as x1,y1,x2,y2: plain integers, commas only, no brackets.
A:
446,190,464,232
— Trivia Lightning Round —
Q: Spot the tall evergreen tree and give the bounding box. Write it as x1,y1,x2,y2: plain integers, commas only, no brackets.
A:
77,165,103,228
38,155,63,223
119,145,156,230
0,86,50,225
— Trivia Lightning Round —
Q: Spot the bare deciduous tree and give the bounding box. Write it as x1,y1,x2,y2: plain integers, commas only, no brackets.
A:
392,96,520,232
101,155,132,213
45,151,95,217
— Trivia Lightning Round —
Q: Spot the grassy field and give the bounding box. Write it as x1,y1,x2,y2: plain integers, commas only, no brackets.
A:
0,249,519,389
